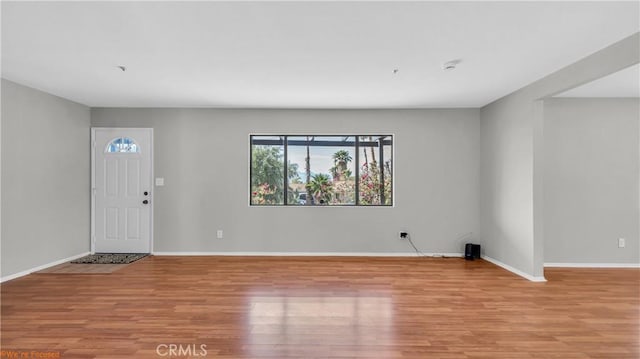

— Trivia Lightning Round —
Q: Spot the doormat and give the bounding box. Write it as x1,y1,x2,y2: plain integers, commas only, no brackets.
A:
71,253,148,264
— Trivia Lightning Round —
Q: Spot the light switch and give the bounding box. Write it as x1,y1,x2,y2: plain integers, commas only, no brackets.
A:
155,178,165,186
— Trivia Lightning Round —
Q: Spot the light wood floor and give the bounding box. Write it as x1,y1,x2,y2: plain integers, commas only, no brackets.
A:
1,256,638,358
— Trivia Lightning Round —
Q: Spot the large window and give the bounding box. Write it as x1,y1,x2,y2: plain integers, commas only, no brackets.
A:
250,135,393,206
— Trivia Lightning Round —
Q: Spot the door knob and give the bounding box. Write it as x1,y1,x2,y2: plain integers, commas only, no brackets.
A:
142,200,149,205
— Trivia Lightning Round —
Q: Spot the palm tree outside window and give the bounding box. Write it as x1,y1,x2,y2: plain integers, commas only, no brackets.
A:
250,135,392,206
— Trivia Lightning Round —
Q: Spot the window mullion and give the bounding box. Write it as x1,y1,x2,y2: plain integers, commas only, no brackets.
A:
355,136,360,206
283,135,288,206
249,136,253,205
379,136,385,205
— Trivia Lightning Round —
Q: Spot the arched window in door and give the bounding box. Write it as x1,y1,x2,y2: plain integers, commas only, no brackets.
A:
105,137,140,153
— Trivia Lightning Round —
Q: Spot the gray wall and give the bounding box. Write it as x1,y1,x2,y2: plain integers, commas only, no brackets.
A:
1,79,91,278
544,98,639,264
479,32,639,278
480,94,536,274
91,108,480,254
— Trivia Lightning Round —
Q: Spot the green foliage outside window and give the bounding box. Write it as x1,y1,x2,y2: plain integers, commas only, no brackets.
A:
250,135,392,206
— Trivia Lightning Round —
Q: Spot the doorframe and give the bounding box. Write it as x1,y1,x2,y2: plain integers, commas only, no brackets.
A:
90,127,154,254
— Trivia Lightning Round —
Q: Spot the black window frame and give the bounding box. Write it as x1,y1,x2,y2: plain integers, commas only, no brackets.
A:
249,134,393,207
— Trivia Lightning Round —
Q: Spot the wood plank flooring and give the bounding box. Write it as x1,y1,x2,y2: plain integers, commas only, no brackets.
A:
35,263,130,274
1,256,638,358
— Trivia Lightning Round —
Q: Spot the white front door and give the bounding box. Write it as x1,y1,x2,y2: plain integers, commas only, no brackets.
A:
92,128,153,253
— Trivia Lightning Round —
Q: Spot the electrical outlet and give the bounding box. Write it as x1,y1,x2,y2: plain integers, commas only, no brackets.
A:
618,238,625,248
217,230,223,239
399,232,408,239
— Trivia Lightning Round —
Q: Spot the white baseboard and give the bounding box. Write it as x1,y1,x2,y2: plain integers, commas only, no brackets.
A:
545,262,640,268
152,251,463,257
0,251,91,283
482,255,547,282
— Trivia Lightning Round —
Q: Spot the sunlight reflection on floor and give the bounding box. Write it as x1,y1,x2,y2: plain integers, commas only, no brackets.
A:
246,293,395,356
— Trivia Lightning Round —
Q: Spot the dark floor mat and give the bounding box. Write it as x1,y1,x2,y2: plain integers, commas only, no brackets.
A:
71,253,148,264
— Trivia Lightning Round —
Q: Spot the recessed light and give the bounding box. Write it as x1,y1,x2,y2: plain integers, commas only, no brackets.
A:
392,69,399,74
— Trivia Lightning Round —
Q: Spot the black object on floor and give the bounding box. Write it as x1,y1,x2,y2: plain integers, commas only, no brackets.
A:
71,253,148,264
465,244,481,260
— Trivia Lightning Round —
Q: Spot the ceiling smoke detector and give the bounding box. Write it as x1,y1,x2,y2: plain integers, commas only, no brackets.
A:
442,60,460,71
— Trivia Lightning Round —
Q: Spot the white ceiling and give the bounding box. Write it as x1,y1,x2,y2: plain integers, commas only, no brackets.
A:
2,1,639,108
555,64,639,98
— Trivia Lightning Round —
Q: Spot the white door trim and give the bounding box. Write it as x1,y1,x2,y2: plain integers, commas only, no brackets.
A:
91,127,154,254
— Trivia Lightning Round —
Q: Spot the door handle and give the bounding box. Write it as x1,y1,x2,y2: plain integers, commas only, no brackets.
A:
142,200,149,205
